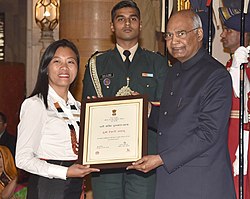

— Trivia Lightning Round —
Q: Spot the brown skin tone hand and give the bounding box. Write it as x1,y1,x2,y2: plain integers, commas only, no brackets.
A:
126,155,163,173
1,177,17,199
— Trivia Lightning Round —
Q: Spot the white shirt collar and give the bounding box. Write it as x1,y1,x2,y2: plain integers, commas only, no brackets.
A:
116,43,138,62
48,85,76,106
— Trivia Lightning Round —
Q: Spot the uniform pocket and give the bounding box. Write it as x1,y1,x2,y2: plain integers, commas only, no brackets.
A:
136,78,157,98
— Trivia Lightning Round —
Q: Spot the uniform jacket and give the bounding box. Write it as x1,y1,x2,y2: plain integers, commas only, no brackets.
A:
83,46,167,102
83,46,167,155
150,48,236,199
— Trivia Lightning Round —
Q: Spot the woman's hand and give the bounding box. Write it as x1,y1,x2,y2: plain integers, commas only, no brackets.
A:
66,164,100,178
1,177,17,199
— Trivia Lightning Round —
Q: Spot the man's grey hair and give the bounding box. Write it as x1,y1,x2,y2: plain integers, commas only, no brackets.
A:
193,13,202,29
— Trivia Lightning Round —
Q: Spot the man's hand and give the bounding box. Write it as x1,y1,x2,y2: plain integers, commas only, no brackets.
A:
231,46,249,68
230,46,250,97
247,45,250,53
126,155,163,173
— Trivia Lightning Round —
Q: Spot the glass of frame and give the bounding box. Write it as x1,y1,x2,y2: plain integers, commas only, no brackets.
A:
78,95,148,169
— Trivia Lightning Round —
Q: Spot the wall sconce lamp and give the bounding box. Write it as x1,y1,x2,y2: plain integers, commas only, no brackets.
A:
177,0,190,11
35,0,59,56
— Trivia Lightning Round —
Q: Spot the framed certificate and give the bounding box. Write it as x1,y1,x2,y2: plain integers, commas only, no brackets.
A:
78,95,148,169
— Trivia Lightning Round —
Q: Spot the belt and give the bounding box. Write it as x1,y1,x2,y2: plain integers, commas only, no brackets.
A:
46,159,76,167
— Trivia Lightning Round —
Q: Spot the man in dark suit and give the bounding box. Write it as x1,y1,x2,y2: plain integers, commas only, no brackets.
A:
0,112,16,157
82,1,167,198
127,10,236,199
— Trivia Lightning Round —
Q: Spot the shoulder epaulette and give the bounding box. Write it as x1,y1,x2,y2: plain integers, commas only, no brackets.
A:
85,50,110,68
90,50,101,58
142,48,164,56
141,47,149,52
89,50,111,59
156,51,165,56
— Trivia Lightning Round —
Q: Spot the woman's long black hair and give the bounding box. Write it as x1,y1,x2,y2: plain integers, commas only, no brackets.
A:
29,39,80,108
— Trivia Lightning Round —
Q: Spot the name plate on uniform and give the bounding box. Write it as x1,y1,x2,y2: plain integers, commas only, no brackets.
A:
78,95,148,169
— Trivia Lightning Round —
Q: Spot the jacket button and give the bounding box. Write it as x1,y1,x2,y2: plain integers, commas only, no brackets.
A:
164,111,168,115
170,91,174,96
176,73,180,77
159,132,162,136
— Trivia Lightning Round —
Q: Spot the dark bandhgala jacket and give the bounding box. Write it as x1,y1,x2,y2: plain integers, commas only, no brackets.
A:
150,48,236,199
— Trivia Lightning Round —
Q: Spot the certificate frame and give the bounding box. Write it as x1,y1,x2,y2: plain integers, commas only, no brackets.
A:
78,95,148,169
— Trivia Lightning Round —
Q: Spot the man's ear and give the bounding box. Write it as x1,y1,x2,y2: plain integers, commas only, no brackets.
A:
110,22,115,32
197,28,203,42
140,21,142,31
